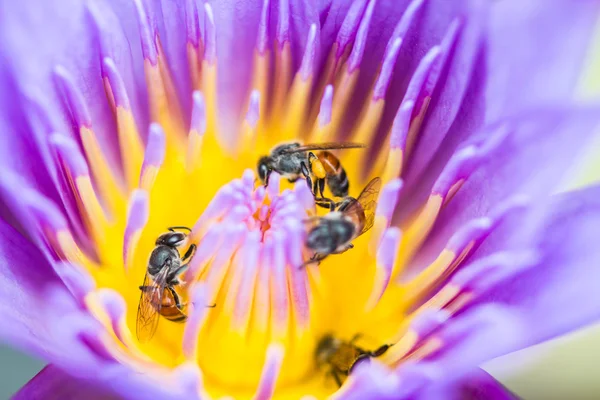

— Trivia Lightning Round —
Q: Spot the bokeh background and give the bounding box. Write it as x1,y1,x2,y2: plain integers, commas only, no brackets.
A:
2,4,600,400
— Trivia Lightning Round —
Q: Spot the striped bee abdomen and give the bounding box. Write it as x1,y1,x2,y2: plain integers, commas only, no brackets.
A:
318,151,350,197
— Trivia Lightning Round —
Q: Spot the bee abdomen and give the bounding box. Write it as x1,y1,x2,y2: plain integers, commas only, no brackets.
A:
161,307,187,322
164,314,187,322
319,151,349,197
329,168,349,197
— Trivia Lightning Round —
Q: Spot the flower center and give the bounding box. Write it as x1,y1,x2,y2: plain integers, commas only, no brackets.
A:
19,0,522,398
184,172,315,389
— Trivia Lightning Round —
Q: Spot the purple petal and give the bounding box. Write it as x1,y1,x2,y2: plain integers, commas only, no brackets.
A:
401,4,485,187
14,362,208,400
486,0,600,120
0,0,150,198
210,0,319,139
456,368,518,400
13,365,119,400
0,216,61,357
338,306,521,399
406,368,518,400
472,184,600,349
410,106,600,271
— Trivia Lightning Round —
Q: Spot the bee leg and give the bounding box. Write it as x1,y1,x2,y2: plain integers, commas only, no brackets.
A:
181,243,197,263
328,197,336,211
349,354,371,375
311,253,328,263
334,243,354,255
300,161,314,193
315,197,335,209
299,253,325,268
139,285,154,292
170,263,190,284
167,286,186,310
318,178,326,198
330,369,343,388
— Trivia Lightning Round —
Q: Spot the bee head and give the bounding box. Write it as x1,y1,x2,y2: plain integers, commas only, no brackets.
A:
155,231,186,247
257,156,272,185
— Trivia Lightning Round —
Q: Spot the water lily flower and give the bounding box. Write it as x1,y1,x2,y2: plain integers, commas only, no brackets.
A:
2,0,600,399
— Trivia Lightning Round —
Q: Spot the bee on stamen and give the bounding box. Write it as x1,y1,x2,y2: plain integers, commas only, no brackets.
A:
136,226,214,342
315,333,391,387
303,177,381,265
257,142,366,210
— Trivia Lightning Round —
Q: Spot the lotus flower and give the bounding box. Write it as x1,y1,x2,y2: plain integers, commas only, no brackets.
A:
2,0,600,399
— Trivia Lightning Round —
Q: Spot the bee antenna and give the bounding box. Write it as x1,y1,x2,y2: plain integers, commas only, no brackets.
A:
168,226,192,232
188,301,217,308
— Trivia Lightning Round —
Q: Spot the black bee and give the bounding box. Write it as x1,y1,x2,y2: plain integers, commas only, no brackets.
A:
304,177,381,265
136,226,209,342
316,334,391,387
257,142,366,210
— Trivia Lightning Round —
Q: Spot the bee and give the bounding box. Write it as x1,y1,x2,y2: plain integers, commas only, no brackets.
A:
257,142,366,210
304,177,381,264
315,334,391,387
136,226,212,342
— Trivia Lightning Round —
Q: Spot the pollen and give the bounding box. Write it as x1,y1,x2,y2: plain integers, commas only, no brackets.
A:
27,0,524,398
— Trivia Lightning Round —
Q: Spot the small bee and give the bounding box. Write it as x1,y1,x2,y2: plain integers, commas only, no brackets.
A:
136,226,211,342
315,334,391,387
257,142,366,210
304,177,381,264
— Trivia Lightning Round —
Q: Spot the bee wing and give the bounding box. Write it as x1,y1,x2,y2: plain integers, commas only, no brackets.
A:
281,142,366,154
342,177,381,236
136,268,168,343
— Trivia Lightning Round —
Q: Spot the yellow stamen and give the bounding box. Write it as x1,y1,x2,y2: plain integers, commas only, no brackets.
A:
393,195,444,278
79,127,125,213
114,108,145,190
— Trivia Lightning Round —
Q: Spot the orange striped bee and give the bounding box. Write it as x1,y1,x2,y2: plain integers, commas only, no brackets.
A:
257,142,366,210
